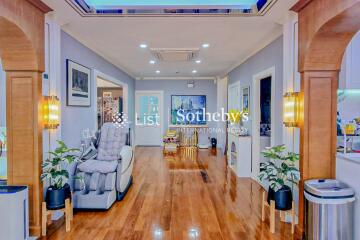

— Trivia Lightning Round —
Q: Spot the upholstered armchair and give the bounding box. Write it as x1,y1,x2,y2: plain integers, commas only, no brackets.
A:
72,123,134,209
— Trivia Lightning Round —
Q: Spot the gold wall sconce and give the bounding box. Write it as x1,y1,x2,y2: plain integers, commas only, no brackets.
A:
43,96,60,129
283,92,300,127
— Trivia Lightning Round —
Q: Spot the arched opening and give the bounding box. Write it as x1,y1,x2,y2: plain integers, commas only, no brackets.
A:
0,17,39,70
0,16,43,236
292,0,360,235
0,0,51,236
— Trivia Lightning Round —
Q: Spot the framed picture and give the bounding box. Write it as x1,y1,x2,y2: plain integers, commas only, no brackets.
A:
242,86,250,114
66,59,91,106
171,95,206,125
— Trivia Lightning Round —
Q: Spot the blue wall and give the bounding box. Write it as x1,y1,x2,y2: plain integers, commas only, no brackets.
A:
61,31,135,148
135,79,217,134
229,36,283,145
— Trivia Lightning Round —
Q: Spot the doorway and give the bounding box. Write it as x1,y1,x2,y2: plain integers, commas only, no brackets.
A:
93,70,128,130
251,66,275,181
97,77,124,129
135,90,164,146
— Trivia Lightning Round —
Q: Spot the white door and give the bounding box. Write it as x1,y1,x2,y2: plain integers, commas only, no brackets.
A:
217,77,228,153
135,91,163,146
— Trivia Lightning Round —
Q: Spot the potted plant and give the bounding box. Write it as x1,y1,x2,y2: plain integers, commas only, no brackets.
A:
259,145,300,211
41,140,79,210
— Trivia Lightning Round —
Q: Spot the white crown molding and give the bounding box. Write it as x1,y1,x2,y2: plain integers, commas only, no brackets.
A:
62,28,138,80
222,25,283,77
136,76,216,81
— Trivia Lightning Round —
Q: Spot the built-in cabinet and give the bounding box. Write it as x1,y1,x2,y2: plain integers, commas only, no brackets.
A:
339,32,360,89
227,131,252,177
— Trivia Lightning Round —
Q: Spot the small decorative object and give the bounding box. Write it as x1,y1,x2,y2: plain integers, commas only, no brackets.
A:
283,92,300,127
43,96,60,129
163,130,179,154
259,145,300,211
211,138,217,148
345,122,356,135
242,86,250,114
239,127,249,136
66,59,91,106
103,92,112,98
229,109,242,125
41,140,80,210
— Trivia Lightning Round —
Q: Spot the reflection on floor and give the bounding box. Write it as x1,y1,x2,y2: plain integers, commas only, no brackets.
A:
44,147,298,240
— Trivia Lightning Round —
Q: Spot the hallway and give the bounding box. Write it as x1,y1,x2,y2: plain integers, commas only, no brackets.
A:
45,147,297,240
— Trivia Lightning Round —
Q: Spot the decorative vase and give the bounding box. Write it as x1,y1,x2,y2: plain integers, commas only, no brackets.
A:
45,183,71,210
267,185,293,211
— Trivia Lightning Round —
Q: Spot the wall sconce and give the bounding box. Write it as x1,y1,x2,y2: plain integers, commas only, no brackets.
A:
283,92,300,127
43,96,60,129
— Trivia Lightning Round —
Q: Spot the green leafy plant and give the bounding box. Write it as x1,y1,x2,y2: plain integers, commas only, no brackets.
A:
259,145,300,192
41,140,80,189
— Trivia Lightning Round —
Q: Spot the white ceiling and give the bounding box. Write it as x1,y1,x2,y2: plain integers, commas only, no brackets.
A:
44,0,297,80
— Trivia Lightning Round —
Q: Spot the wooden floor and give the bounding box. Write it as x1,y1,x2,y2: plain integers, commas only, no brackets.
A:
44,147,299,240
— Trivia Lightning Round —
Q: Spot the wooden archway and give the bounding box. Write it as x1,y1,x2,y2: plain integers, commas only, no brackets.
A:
0,0,51,236
292,0,360,235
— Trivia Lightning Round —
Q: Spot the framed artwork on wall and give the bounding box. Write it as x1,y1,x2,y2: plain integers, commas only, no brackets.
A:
66,59,91,106
242,86,250,114
171,95,206,125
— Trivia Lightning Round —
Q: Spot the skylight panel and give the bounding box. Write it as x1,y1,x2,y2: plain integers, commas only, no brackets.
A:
71,0,274,16
84,0,258,9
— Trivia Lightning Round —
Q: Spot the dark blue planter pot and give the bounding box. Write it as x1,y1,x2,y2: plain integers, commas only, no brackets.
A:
46,183,71,210
267,185,293,211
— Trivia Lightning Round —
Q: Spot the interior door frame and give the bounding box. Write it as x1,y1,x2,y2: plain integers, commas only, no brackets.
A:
135,90,164,146
251,66,276,182
228,81,241,111
93,69,129,130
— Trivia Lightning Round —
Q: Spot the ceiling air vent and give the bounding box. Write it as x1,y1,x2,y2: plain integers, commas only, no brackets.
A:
151,48,199,62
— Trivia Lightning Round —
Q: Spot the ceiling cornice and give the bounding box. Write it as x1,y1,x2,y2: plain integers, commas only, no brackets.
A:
62,28,138,80
26,0,53,13
136,76,216,81
223,26,283,77
290,0,313,13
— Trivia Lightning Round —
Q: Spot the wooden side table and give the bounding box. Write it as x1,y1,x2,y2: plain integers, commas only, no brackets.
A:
261,191,295,234
42,199,73,236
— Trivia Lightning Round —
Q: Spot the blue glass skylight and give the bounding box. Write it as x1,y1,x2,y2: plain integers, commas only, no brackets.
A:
72,0,272,16
84,0,258,9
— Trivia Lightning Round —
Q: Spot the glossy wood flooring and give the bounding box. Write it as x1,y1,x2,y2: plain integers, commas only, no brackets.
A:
44,147,299,240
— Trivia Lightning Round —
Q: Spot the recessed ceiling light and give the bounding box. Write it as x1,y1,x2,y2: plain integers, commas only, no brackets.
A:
156,70,160,74
140,44,148,48
149,60,156,64
202,43,210,48
192,70,197,74
195,60,202,64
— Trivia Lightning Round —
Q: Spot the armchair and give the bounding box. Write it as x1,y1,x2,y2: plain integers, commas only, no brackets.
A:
72,123,134,209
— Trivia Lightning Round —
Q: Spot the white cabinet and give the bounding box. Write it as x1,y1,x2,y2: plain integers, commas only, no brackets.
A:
339,32,360,89
227,132,252,177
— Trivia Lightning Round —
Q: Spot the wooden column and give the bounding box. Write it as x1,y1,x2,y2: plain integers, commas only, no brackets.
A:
0,0,52,236
298,70,338,230
6,71,43,236
291,0,360,235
